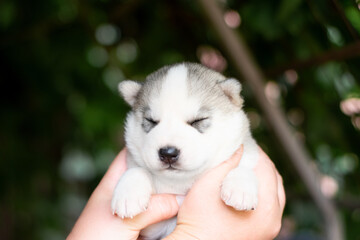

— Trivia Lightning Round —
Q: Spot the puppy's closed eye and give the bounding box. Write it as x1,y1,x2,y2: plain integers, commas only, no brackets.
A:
142,117,159,133
145,117,159,126
188,117,210,133
188,117,208,126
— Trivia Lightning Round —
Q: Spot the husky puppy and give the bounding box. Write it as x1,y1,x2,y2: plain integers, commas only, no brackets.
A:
111,63,259,239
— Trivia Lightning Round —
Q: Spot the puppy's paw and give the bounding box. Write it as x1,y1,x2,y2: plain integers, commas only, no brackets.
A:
111,170,153,218
221,169,258,211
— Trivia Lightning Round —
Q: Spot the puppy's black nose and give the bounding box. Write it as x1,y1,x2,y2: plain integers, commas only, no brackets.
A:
159,146,180,164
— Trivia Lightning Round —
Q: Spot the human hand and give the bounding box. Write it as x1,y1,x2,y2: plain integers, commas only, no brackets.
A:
164,146,286,240
67,149,180,240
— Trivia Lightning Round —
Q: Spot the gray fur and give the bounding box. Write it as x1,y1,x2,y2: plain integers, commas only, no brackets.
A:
141,107,158,133
187,106,212,133
119,63,244,135
122,62,243,114
185,63,243,113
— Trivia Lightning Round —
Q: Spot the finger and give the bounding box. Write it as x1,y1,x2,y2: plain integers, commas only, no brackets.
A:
276,171,286,212
125,194,179,230
258,148,286,211
222,145,244,169
96,148,127,196
196,145,244,185
255,150,277,190
255,149,280,208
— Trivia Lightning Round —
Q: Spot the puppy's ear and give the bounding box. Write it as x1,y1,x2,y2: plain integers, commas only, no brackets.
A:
118,80,142,107
218,78,244,107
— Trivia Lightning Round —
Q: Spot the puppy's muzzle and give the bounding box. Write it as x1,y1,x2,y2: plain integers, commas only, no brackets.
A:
158,146,180,165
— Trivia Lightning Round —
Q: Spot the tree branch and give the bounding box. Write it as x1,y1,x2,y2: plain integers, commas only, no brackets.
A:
265,41,360,77
337,196,360,210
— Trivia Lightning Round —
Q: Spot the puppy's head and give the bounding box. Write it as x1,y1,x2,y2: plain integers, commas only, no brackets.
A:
119,63,247,178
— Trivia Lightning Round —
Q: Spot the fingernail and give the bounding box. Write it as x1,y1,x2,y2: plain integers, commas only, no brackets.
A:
236,145,244,154
176,195,185,206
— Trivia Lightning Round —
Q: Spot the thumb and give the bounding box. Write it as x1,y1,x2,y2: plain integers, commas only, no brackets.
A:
124,194,179,230
197,145,244,185
217,145,244,174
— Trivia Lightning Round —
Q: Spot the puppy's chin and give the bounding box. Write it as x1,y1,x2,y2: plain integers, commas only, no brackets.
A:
142,154,210,177
149,165,205,181
162,165,180,171
153,165,183,172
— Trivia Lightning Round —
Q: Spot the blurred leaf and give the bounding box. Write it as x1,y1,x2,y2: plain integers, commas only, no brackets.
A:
0,1,16,29
241,3,283,40
345,6,360,32
277,0,303,22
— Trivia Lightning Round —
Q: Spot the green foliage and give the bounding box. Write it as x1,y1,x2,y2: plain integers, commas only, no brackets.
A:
1,0,360,239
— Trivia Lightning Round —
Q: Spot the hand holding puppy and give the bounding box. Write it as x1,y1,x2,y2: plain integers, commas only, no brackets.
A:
164,146,285,240
67,147,285,240
67,149,179,240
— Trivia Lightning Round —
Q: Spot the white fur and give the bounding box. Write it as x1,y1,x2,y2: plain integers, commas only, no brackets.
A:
111,168,153,218
111,63,259,240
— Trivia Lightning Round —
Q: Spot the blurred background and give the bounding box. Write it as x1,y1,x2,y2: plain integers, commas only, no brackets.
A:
1,0,360,239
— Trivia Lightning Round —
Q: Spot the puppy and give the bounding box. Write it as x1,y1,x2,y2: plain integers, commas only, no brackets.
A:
112,62,259,239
